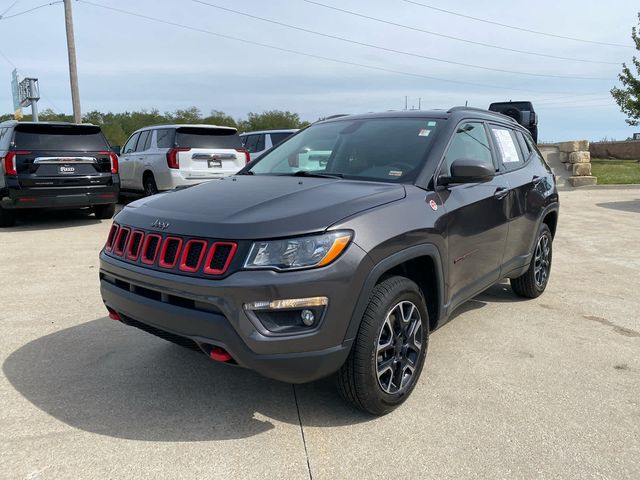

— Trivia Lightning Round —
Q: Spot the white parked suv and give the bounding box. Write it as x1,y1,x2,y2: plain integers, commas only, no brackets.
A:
239,129,298,161
119,124,249,195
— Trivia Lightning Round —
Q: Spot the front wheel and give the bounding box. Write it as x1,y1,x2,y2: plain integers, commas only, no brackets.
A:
336,276,429,415
511,223,553,298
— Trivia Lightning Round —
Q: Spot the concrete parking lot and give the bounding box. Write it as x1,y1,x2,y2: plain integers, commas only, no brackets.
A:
1,186,638,480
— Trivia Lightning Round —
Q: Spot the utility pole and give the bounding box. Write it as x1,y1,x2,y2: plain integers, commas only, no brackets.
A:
64,0,81,123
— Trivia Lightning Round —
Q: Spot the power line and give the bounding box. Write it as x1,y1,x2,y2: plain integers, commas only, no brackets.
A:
0,0,20,17
0,0,61,20
535,96,613,106
191,0,608,81
402,0,633,49
303,0,621,66
77,0,605,96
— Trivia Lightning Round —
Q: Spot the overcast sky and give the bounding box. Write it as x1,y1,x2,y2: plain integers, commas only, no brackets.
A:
2,0,639,140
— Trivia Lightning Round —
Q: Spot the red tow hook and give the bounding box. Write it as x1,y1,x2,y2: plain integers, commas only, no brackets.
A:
107,307,121,321
209,346,232,362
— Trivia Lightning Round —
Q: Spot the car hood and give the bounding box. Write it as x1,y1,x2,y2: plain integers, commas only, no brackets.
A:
116,175,406,239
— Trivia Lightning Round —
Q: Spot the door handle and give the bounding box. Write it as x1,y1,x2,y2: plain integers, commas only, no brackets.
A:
494,187,510,200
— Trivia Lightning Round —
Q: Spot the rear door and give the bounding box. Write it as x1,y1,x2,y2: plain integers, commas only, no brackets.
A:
11,124,113,189
175,126,246,177
436,121,510,307
491,126,552,273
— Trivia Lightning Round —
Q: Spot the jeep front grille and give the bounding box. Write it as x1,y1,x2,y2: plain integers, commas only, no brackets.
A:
104,223,237,276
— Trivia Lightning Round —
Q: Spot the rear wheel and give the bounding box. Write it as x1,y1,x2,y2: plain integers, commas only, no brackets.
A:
511,223,553,298
143,173,158,196
337,276,429,415
94,203,116,219
0,206,16,227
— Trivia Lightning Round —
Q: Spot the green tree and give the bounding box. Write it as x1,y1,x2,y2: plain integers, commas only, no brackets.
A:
238,110,309,132
203,109,237,128
611,13,640,126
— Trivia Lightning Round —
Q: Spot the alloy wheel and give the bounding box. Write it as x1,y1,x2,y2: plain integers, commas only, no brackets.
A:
534,233,551,288
376,300,424,395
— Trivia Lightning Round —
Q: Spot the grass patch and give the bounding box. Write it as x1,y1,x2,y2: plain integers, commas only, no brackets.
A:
591,159,640,184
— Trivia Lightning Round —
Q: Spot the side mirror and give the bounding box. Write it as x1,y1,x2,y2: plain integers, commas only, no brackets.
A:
440,158,495,185
111,145,121,156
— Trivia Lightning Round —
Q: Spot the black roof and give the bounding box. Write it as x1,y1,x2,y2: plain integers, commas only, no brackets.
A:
0,120,96,127
316,107,518,125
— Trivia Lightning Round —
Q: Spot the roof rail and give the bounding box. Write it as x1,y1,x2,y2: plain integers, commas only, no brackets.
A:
314,113,351,124
447,106,517,123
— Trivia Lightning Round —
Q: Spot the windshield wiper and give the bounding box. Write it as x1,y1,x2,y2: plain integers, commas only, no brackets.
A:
236,170,254,175
289,171,344,179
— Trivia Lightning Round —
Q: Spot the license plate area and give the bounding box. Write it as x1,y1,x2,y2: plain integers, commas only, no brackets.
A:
58,165,76,174
207,159,222,168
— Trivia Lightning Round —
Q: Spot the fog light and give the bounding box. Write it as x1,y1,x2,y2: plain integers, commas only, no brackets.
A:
301,309,315,326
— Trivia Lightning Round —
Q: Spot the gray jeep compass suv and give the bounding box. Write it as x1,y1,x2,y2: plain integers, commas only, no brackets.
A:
99,107,559,415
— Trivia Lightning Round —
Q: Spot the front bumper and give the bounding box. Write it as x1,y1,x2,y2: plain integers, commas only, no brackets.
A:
99,245,372,383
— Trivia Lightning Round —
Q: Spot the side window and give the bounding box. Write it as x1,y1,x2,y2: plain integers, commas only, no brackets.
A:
136,131,150,152
515,131,532,159
122,132,139,154
0,128,10,150
144,130,153,150
443,122,493,175
255,134,265,152
244,135,259,153
156,129,175,149
490,126,524,171
270,132,293,146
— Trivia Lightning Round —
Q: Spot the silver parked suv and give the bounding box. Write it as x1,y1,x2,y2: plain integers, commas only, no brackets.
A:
119,124,249,195
240,129,298,161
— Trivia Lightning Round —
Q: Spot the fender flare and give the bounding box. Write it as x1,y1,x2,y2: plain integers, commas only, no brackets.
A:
343,243,445,343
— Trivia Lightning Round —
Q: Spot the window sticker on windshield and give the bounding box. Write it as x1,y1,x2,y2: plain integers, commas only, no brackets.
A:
427,121,437,127
388,170,403,177
418,129,431,137
493,128,520,163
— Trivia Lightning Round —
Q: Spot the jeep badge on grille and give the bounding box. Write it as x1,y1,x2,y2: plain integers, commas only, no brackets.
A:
151,219,170,230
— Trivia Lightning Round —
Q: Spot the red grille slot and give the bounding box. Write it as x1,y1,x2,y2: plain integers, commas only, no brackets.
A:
105,224,119,252
203,242,237,275
141,234,162,265
179,239,208,272
126,230,145,261
159,237,184,269
113,227,131,256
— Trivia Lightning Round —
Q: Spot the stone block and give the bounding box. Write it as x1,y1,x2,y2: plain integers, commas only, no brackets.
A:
568,175,597,187
572,163,592,176
569,151,590,163
559,140,590,152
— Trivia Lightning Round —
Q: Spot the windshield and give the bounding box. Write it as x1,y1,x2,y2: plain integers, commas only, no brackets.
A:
247,117,441,182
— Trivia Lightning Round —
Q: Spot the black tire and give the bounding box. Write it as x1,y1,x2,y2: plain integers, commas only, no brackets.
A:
143,174,158,196
511,223,553,298
336,276,429,415
94,203,116,220
0,206,16,227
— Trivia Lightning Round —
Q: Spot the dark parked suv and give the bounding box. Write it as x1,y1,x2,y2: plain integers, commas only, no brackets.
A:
99,108,558,414
0,121,119,227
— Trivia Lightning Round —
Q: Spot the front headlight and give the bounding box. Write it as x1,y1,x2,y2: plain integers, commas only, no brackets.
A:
244,231,352,270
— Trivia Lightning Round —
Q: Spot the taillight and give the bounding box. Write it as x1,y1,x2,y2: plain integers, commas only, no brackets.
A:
109,152,119,174
3,151,18,175
98,151,119,174
236,149,251,164
166,148,190,169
